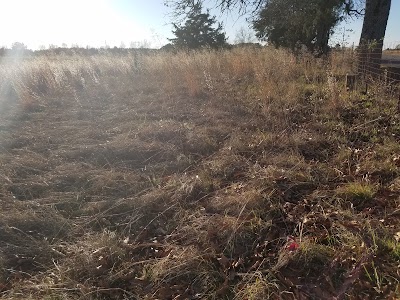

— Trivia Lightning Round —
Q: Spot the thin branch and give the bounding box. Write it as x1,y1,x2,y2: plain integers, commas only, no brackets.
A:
344,0,365,16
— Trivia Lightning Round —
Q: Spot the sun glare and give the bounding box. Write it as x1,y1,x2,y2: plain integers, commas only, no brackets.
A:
0,0,151,49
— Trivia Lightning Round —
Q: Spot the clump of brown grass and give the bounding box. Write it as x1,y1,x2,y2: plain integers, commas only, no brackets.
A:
234,272,280,300
0,203,71,291
145,245,219,298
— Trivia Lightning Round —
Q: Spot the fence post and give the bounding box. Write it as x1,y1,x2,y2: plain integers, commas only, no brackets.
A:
346,74,357,91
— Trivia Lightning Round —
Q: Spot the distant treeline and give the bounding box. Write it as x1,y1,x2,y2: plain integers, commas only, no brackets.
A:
0,43,264,57
1,43,399,58
0,47,159,57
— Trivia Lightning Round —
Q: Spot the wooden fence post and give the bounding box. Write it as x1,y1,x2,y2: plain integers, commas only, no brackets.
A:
346,74,357,91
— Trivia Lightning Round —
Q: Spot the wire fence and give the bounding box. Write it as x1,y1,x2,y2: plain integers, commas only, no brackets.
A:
328,45,400,98
342,46,400,86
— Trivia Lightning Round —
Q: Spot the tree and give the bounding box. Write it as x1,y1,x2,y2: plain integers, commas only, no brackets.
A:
168,3,227,49
357,0,391,77
253,0,354,55
11,42,27,51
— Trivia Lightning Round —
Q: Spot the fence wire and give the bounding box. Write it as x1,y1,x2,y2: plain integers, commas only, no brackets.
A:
352,48,400,85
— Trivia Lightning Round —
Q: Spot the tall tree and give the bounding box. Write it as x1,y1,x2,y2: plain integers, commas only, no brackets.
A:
169,3,227,49
253,0,349,55
357,0,391,77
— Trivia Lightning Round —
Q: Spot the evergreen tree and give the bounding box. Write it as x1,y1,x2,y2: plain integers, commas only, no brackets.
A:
169,4,227,49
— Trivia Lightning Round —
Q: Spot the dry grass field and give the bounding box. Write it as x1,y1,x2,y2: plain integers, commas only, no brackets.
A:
0,47,399,299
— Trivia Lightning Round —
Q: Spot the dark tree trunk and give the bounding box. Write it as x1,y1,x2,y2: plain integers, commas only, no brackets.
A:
358,0,391,79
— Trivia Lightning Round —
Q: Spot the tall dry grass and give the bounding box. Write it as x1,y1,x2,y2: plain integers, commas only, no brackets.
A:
1,47,350,105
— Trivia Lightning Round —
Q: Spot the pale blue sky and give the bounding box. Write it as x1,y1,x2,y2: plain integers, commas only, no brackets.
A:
0,0,398,49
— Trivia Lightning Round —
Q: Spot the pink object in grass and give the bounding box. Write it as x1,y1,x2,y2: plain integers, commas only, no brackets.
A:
287,236,300,251
288,241,299,251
